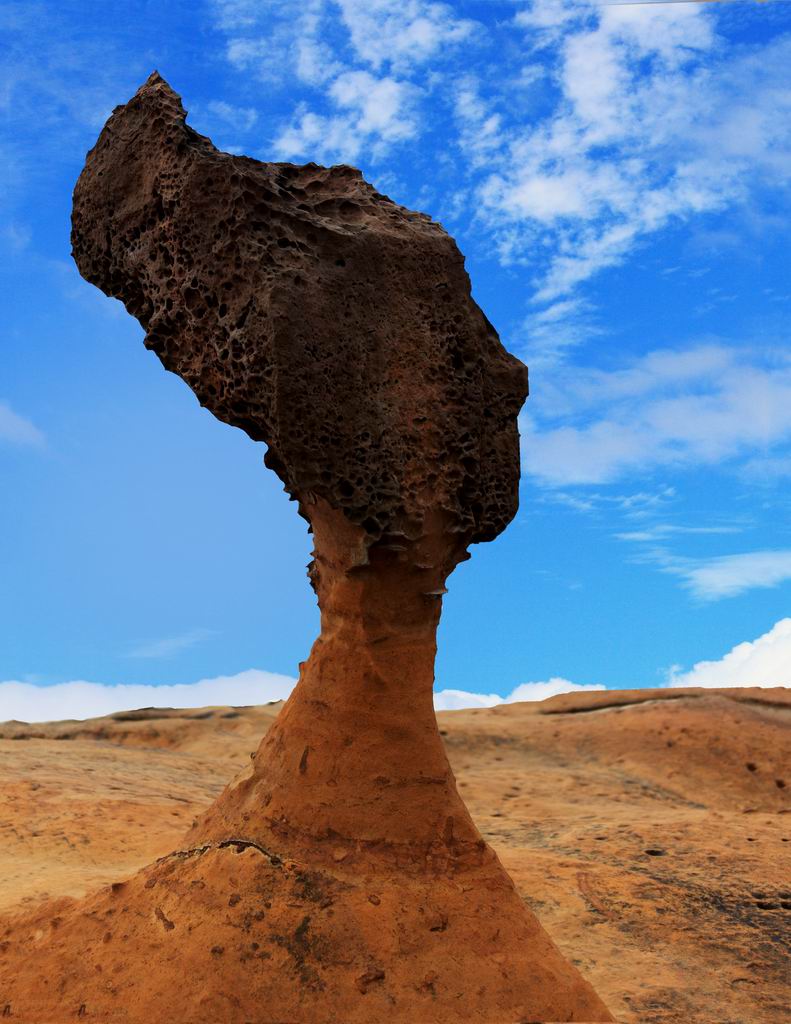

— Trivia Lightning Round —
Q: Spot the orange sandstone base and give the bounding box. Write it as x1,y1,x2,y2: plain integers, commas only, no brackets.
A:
0,839,610,1023
0,508,612,1022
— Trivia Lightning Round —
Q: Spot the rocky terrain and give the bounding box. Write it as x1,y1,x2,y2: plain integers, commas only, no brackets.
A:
0,685,788,1022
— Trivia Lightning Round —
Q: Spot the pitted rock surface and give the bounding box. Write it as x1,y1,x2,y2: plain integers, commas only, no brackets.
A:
72,72,527,545
25,73,617,1023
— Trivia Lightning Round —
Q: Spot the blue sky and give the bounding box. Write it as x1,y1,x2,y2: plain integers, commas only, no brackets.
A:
2,0,791,719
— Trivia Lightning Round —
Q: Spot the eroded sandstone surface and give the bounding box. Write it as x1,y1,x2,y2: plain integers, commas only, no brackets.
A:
0,73,613,1022
71,72,526,545
0,687,788,1023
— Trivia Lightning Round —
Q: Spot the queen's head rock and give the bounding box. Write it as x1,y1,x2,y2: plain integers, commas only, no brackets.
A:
0,74,612,1023
72,72,527,563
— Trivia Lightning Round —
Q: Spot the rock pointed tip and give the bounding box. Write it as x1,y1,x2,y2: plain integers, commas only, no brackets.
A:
132,71,184,115
140,70,177,96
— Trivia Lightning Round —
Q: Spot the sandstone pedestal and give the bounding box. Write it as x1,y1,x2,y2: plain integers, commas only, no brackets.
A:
0,74,612,1022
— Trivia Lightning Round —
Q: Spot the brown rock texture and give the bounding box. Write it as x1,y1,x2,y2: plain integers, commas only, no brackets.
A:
0,73,614,1021
0,687,788,1023
71,72,525,545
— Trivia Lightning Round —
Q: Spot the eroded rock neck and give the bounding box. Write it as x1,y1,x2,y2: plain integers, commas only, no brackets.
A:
188,503,485,871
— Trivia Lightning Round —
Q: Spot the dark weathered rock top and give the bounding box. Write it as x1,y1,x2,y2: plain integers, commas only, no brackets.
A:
72,72,528,545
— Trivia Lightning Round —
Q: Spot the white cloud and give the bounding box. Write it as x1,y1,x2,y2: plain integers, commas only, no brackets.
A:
613,539,791,601
295,28,342,86
0,400,44,447
615,523,740,543
481,6,791,317
335,0,477,72
742,455,791,481
215,0,478,165
0,222,30,251
220,0,340,86
514,0,588,35
205,100,258,132
666,550,791,601
433,677,604,710
521,344,791,485
541,485,677,519
520,297,603,368
218,0,477,78
452,75,505,168
0,669,605,724
0,669,297,724
225,36,269,70
212,0,262,32
3,632,785,723
209,0,791,324
125,629,215,660
668,617,791,687
331,70,417,141
275,72,418,162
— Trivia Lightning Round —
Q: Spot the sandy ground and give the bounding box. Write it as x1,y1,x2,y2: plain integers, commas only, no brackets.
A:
0,687,788,1023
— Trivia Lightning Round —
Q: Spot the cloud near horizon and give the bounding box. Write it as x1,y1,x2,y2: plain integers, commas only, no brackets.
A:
0,672,603,724
2,618,788,723
433,678,604,711
668,617,791,688
0,670,297,724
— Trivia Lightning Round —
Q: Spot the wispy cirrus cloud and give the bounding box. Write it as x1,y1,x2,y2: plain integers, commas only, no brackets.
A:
616,526,743,551
482,4,791,316
0,401,45,448
125,629,215,660
664,549,791,602
613,534,791,601
540,485,678,519
219,0,342,85
521,343,791,486
275,71,420,163
213,0,478,164
0,6,137,151
335,0,477,72
204,99,258,132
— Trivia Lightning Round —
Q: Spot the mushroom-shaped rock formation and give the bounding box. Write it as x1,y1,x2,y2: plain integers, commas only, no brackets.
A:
0,74,613,1023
